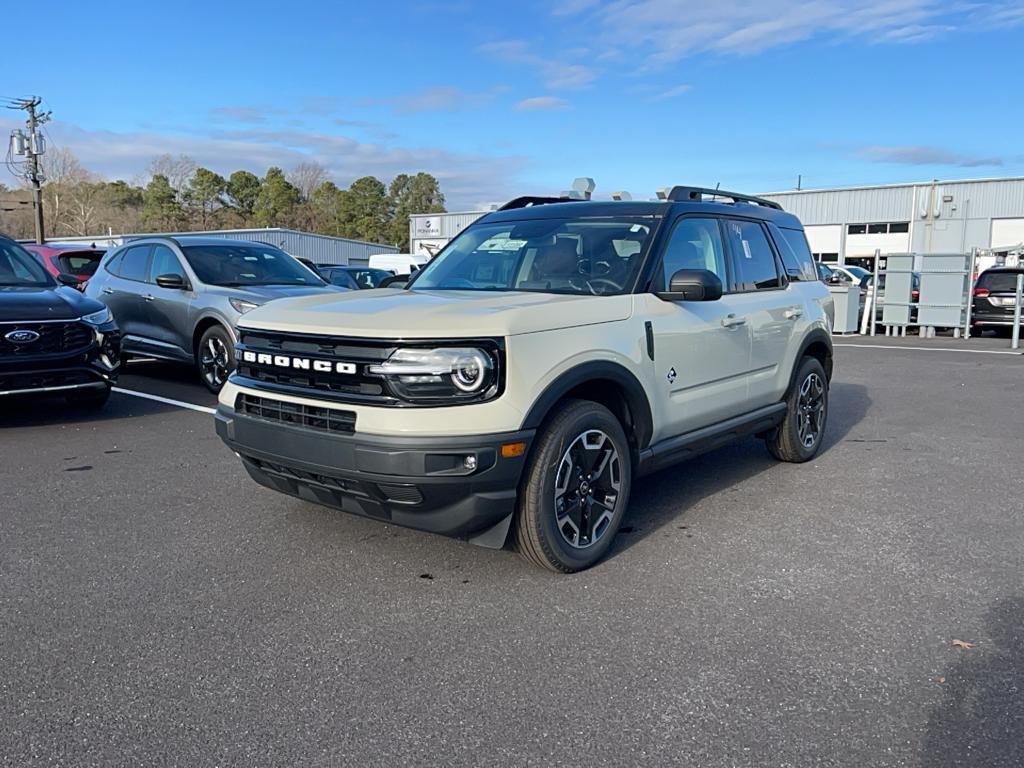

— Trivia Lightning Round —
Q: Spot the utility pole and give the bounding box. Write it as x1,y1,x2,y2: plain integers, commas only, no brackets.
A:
6,96,50,243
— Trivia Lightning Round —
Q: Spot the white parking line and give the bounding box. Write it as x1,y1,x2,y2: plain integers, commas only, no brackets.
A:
833,343,1023,356
111,387,217,415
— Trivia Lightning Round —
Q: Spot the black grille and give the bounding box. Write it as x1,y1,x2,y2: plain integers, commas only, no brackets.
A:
236,393,356,434
0,321,94,357
234,329,396,405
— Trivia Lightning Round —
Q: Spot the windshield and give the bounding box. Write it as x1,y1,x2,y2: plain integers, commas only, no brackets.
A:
410,217,654,296
845,266,870,280
181,244,326,287
0,239,55,287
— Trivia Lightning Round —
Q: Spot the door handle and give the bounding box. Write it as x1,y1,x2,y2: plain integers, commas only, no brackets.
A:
784,306,803,320
101,287,114,295
721,314,747,328
143,294,155,302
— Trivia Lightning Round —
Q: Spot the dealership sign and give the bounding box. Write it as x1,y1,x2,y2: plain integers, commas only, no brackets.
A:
412,216,442,238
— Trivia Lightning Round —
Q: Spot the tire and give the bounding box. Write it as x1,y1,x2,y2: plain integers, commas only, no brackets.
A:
197,325,235,394
66,385,111,409
766,356,829,463
514,399,632,573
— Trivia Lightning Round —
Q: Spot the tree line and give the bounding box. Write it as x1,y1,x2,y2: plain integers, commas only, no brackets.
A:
0,150,446,250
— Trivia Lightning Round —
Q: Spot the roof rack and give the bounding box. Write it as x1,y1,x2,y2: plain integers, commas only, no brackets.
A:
497,195,582,211
664,186,783,210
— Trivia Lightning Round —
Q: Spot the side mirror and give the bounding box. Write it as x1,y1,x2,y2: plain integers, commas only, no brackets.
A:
155,273,187,290
655,269,723,302
827,274,843,285
57,272,82,288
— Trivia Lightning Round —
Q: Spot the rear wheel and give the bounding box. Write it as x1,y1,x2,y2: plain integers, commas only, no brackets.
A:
197,325,234,393
766,356,828,463
514,400,632,573
65,385,111,410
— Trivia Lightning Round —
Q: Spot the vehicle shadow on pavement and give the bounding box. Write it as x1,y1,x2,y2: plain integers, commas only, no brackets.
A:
921,596,1024,767
0,393,181,428
609,382,871,556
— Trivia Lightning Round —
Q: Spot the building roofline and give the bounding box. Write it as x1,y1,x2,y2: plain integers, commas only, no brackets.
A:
409,210,488,218
760,176,1024,197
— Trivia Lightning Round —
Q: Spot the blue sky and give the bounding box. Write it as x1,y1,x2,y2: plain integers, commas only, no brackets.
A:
4,0,1023,209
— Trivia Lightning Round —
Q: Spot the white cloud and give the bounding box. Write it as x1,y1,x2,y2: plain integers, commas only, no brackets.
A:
0,117,525,211
363,85,502,114
551,1,1017,67
478,40,597,90
514,96,571,111
858,145,1004,167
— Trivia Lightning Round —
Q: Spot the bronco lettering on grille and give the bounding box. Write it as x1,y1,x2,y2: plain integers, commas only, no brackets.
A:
241,350,357,375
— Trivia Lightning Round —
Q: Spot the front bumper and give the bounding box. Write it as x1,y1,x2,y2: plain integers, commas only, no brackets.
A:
216,404,534,546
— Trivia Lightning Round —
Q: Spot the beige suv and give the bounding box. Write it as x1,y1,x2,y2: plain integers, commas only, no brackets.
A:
215,187,834,572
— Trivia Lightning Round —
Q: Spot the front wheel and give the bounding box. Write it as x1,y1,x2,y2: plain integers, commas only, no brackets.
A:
197,325,235,393
766,356,829,462
514,399,632,573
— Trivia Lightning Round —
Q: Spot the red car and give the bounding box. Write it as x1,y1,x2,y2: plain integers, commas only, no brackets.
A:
21,243,106,290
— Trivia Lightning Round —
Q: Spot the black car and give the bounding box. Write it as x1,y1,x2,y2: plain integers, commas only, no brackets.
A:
972,266,1024,334
319,265,393,289
0,235,121,408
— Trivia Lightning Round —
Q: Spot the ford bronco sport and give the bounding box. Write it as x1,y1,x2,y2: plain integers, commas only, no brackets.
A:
215,187,834,572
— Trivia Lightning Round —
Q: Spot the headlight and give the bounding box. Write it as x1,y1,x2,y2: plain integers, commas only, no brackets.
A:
229,298,261,314
81,307,112,327
369,347,499,402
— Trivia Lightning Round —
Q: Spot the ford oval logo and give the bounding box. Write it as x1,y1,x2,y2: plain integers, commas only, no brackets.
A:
4,329,40,344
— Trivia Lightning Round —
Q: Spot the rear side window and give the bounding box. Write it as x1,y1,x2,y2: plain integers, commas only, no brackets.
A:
977,270,1024,292
724,219,781,291
58,252,102,276
117,246,151,282
771,225,817,282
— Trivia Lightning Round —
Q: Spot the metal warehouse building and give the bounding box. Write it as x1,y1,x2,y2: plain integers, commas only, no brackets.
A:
45,228,397,266
760,177,1024,269
411,176,1024,270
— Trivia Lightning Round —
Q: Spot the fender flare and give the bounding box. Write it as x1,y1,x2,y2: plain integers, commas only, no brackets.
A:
521,361,654,450
792,328,834,385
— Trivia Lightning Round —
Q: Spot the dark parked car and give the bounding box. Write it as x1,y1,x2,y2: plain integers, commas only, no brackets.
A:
84,236,344,392
319,265,393,289
22,243,106,290
1,234,120,408
972,267,1024,334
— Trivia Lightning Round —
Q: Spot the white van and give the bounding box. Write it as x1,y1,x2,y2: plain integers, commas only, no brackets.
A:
368,253,428,275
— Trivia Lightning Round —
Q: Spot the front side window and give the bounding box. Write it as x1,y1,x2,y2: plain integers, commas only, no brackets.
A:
724,219,781,291
410,217,654,296
0,239,54,287
181,244,326,287
657,217,727,291
148,245,187,283
117,245,151,282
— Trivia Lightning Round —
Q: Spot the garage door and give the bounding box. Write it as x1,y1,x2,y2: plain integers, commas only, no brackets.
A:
991,218,1024,248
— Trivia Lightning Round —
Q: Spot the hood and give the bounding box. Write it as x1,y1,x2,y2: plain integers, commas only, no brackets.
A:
238,288,633,338
0,285,105,322
229,284,347,303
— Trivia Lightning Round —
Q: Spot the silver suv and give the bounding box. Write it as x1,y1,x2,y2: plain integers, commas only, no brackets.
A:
85,237,342,391
215,187,835,571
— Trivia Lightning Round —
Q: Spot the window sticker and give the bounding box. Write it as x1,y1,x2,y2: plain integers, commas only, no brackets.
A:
742,239,753,260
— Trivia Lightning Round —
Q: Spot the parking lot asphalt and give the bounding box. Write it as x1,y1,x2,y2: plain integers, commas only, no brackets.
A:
2,344,1022,767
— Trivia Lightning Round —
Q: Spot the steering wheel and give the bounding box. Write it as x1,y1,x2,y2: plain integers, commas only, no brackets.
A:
569,276,622,296
443,278,477,289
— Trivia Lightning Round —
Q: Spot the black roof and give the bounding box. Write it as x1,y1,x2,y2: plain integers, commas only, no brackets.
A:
480,197,803,229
